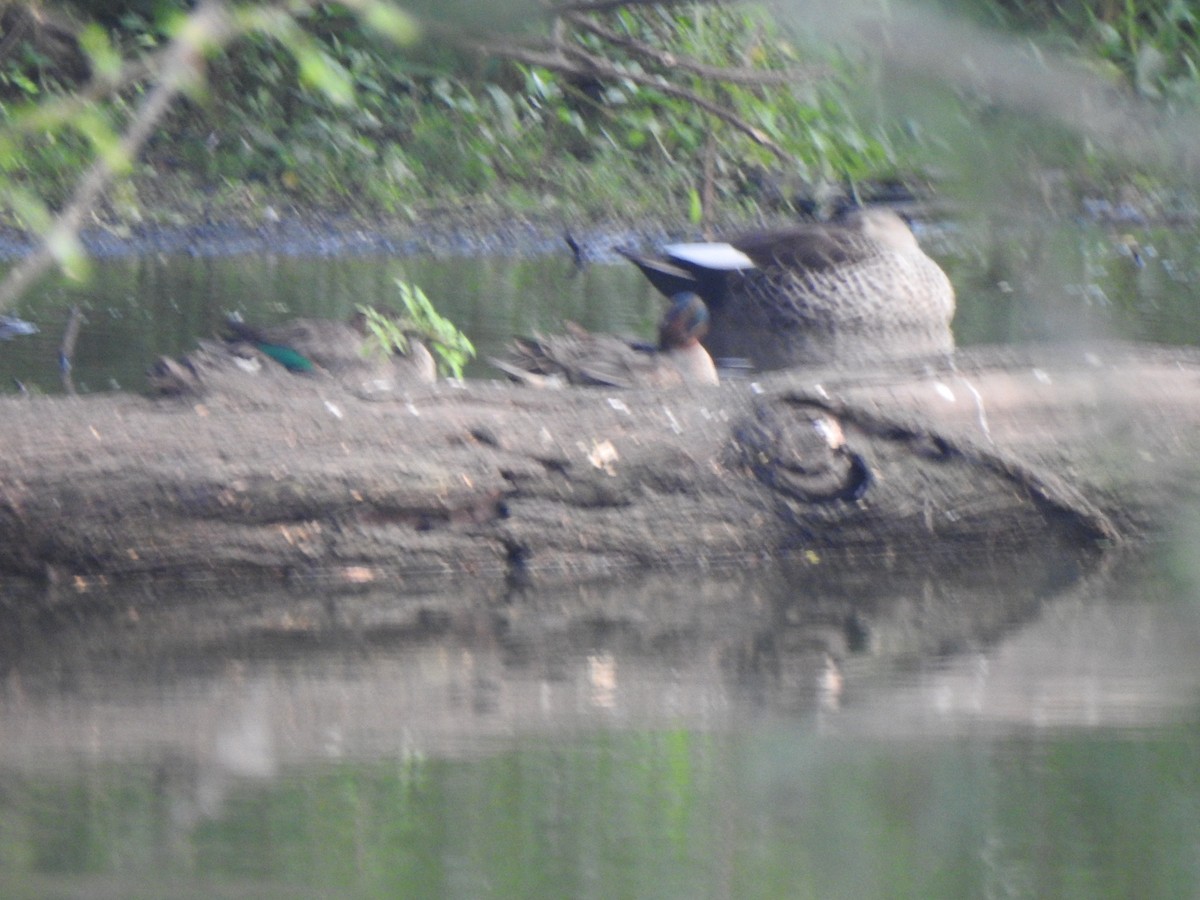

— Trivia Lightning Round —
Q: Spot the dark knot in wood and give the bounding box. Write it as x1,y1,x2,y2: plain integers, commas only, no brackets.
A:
733,399,871,504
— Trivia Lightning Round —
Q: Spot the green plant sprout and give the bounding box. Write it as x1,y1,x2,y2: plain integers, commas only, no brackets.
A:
358,280,475,379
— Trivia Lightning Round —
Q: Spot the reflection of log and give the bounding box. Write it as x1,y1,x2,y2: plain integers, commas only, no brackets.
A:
0,555,1094,764
1,342,1198,591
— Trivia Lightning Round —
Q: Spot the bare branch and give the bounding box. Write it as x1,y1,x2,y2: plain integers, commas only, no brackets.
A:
0,2,236,314
563,13,824,87
548,0,698,13
570,45,787,158
463,34,787,159
460,4,807,163
461,38,567,71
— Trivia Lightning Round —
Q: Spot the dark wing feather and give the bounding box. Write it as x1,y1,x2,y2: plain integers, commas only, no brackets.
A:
614,247,699,298
731,224,876,272
493,329,647,389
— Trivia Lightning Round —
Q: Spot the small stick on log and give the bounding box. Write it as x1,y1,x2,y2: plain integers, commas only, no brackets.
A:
701,130,716,238
564,231,586,270
58,305,85,395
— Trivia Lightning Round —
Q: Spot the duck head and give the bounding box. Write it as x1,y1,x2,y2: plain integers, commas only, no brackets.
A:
658,292,710,351
838,207,921,253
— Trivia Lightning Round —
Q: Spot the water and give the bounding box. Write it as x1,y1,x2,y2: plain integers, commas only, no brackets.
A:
1,551,1199,898
3,220,1200,896
0,247,661,394
1,217,1198,392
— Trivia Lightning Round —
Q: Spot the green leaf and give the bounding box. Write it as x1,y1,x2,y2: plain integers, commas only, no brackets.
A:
78,25,122,83
73,108,129,175
295,46,356,106
359,282,476,379
46,228,90,282
360,3,420,45
7,72,38,96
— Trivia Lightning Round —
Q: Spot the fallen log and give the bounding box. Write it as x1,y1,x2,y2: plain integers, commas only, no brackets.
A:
1,341,1197,593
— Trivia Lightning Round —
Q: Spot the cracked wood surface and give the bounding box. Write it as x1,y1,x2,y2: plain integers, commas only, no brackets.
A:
1,342,1197,591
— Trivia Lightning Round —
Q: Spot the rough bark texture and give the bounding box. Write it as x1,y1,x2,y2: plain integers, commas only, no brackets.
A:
2,342,1198,594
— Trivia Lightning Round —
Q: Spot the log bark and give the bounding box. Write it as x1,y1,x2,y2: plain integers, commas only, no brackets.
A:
2,342,1197,594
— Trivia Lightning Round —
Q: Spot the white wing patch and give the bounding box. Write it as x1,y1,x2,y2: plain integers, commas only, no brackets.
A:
665,242,757,271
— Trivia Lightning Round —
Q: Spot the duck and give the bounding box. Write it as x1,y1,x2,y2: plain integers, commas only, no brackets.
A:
617,207,955,368
224,313,436,384
147,313,436,398
490,291,719,389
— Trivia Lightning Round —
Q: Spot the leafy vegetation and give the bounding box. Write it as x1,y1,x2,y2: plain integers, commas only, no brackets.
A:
0,1,904,231
358,280,476,378
167,2,905,223
954,0,1200,105
0,0,1194,311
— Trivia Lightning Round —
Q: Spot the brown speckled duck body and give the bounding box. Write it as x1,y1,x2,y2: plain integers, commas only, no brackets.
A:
619,208,955,368
491,292,718,389
224,315,437,385
148,314,436,399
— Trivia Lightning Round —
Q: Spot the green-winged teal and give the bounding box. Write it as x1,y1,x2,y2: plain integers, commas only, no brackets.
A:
618,208,955,368
490,292,718,388
148,314,435,398
224,314,436,383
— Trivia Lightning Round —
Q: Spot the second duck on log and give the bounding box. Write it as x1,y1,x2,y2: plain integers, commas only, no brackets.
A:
490,291,719,389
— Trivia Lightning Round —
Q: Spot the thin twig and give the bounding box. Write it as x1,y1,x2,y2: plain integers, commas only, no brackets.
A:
560,44,788,159
563,12,823,87
701,130,715,235
464,37,788,160
58,304,85,395
549,0,695,13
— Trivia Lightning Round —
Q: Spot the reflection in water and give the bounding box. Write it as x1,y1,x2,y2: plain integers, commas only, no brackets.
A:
587,653,618,710
846,569,1200,733
941,220,1200,350
1,550,1199,895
